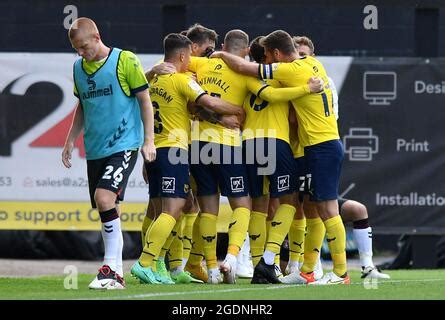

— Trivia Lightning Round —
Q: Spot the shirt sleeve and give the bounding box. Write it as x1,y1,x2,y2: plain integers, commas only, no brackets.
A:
328,77,339,120
246,76,310,102
179,75,207,102
259,62,306,84
121,51,149,95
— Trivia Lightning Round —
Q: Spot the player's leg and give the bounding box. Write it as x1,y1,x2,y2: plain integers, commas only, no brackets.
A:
339,198,390,279
249,195,269,268
132,147,189,284
236,232,254,278
307,140,349,285
182,189,199,265
190,141,222,284
255,139,297,284
219,143,251,284
184,155,208,282
286,156,308,275
244,139,269,272
267,196,286,279
141,164,160,247
89,150,138,289
141,198,159,247
286,199,306,275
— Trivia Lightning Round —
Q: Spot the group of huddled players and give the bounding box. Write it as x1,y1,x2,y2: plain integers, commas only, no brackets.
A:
65,18,389,290
133,23,391,287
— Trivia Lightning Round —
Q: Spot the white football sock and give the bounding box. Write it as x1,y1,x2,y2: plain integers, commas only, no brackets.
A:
101,217,121,272
116,225,123,277
263,250,275,265
353,227,374,267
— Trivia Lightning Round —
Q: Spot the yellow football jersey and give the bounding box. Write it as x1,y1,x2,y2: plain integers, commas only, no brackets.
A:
242,78,307,143
289,126,304,158
189,56,311,146
149,73,205,150
259,56,339,147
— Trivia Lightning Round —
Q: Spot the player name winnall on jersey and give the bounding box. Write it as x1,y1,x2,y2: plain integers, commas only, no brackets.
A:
198,76,230,93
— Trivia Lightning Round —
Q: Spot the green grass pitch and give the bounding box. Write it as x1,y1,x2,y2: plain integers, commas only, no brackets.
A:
0,270,445,300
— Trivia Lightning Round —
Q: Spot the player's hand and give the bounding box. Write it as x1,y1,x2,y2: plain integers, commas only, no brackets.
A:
141,140,156,162
152,62,176,75
142,163,148,184
219,114,240,129
209,51,223,59
189,73,197,82
62,142,73,168
308,77,324,93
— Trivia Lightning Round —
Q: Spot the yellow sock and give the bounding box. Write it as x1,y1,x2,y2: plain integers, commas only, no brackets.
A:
159,216,182,259
200,213,218,269
187,215,205,266
300,217,325,273
227,207,250,256
249,211,267,267
182,212,198,261
139,213,176,267
299,227,306,264
289,218,306,263
266,220,272,242
141,215,154,248
324,215,347,277
265,204,296,254
168,215,185,270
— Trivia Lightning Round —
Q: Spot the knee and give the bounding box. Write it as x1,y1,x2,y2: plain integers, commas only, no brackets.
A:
94,190,116,210
350,201,368,220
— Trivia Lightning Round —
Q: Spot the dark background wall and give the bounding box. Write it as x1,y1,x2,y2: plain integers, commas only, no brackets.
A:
1,0,445,57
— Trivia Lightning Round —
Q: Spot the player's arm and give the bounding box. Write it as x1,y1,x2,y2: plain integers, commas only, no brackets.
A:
210,51,259,77
145,62,176,82
188,102,221,124
62,101,83,168
247,77,323,103
183,77,244,124
136,90,156,162
328,77,339,120
196,94,243,117
122,51,156,162
188,103,243,129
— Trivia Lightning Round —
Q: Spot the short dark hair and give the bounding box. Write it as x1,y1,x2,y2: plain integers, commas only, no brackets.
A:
249,36,265,63
293,36,315,55
261,30,296,55
186,23,218,45
163,33,192,59
224,29,249,53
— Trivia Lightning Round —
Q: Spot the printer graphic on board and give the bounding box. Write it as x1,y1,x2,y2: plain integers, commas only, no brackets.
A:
343,128,379,161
